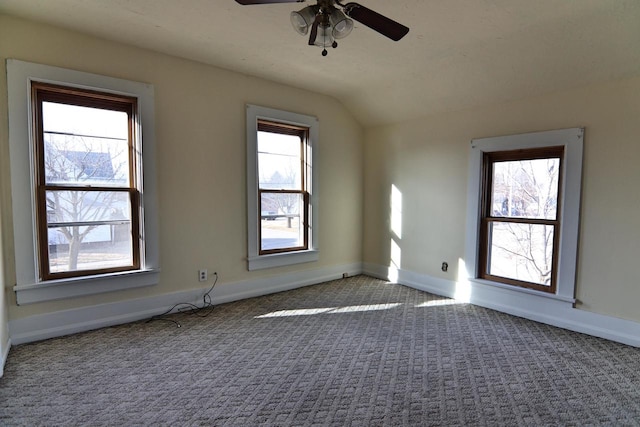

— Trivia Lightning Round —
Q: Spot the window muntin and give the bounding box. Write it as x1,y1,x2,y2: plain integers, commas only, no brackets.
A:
257,120,309,254
479,147,563,292
32,83,140,280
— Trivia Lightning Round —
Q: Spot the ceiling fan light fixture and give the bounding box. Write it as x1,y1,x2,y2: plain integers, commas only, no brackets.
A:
237,0,409,55
329,9,353,39
290,6,317,35
313,24,335,47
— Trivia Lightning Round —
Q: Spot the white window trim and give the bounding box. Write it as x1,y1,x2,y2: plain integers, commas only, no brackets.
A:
7,59,160,304
465,127,584,303
246,104,319,271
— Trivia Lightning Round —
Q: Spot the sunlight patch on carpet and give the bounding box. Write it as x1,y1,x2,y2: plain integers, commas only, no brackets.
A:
414,299,461,308
255,303,403,318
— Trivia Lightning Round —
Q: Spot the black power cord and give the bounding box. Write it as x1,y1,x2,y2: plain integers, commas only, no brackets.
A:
147,272,218,328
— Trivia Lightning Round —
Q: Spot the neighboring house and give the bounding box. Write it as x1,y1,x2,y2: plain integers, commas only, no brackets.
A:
45,149,126,246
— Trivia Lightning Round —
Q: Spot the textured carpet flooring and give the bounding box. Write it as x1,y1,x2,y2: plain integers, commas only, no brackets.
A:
1,275,639,426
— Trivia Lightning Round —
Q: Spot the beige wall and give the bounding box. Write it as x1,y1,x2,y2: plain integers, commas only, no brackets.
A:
0,14,364,320
363,75,640,322
1,12,638,331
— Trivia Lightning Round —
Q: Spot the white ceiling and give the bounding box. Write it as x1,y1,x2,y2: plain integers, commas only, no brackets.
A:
1,0,639,126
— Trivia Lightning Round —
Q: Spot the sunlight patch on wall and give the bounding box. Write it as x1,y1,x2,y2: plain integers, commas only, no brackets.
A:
391,184,403,239
389,184,403,283
389,239,401,283
455,257,472,303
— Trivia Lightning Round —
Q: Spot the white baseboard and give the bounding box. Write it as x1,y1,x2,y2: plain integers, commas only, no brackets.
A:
362,262,640,348
1,337,11,378
9,262,363,345
211,262,362,306
10,262,638,348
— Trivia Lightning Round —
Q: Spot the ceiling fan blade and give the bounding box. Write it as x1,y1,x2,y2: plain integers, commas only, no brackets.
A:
342,2,409,41
308,14,320,45
235,0,304,5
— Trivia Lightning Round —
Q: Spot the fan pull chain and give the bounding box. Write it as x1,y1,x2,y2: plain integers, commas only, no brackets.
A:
322,27,328,56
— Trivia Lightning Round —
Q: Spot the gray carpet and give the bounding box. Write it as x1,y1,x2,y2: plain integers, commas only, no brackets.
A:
1,275,639,426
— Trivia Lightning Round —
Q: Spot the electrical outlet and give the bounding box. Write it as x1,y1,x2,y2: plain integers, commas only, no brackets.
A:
441,262,448,272
198,269,208,282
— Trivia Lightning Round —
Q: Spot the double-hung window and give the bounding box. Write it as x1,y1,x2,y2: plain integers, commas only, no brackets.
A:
7,60,159,304
32,83,141,280
257,120,309,254
246,105,319,270
466,128,583,303
479,147,563,293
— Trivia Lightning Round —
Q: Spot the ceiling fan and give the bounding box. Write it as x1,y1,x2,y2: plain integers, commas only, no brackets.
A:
235,0,410,56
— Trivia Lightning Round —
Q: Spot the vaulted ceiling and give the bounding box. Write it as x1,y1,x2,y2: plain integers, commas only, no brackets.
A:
1,0,639,126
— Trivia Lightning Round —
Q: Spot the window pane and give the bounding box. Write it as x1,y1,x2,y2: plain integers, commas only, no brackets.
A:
48,224,133,273
46,190,133,273
43,102,130,186
42,101,128,140
486,221,554,286
257,131,301,190
46,190,131,224
261,192,304,251
491,158,559,220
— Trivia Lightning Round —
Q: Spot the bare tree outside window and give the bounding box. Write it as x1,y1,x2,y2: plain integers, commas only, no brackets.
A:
261,169,300,217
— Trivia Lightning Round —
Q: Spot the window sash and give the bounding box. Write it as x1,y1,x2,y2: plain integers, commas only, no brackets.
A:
38,187,140,279
479,218,559,292
257,120,307,191
258,189,309,255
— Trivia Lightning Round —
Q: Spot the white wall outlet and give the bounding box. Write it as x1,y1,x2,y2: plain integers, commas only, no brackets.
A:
198,269,208,282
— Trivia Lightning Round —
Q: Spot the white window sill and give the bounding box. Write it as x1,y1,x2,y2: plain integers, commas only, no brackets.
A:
14,269,160,305
468,278,576,304
248,250,319,271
